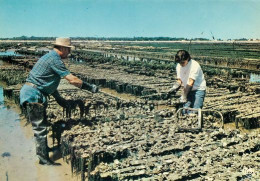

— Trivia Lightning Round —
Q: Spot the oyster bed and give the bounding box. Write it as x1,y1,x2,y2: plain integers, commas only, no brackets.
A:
35,81,260,180
0,42,260,180
86,129,259,180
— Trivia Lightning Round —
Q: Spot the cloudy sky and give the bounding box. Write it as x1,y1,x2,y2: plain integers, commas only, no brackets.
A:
0,0,259,39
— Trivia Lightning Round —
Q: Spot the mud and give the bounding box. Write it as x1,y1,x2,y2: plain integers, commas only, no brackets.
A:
0,84,77,181
0,41,259,180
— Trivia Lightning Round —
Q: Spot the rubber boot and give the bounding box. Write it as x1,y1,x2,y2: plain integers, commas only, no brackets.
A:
35,137,60,165
27,103,60,166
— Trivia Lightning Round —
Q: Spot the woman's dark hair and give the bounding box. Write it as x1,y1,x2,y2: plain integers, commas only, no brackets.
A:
175,50,191,63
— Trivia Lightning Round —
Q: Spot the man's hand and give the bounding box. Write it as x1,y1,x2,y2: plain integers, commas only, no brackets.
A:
81,82,99,93
52,91,77,109
56,98,67,108
65,100,79,109
56,98,77,109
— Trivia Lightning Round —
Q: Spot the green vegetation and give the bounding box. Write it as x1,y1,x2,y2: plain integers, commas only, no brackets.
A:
110,42,260,60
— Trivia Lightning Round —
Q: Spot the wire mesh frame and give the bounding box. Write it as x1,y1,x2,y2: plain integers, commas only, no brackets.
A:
175,107,224,130
175,107,202,130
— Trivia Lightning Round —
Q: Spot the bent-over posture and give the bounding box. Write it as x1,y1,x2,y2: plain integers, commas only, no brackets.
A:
20,37,98,165
168,50,206,112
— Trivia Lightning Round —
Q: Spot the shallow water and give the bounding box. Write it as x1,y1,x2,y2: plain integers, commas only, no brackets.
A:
250,73,260,83
101,87,141,101
0,51,21,56
0,84,77,181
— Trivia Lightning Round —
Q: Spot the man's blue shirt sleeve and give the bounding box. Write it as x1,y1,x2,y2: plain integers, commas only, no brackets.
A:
51,57,70,78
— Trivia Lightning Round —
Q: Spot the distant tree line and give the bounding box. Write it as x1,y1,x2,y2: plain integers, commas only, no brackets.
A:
1,36,256,41
71,37,193,41
0,36,56,40
0,36,211,41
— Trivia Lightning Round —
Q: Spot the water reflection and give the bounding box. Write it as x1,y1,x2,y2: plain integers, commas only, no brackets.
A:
0,83,35,180
0,51,22,66
0,83,76,180
0,51,22,56
250,73,260,83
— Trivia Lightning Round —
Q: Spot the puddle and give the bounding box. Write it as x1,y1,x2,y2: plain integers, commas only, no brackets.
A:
224,122,259,134
0,51,22,56
0,84,77,181
250,73,260,83
101,87,142,101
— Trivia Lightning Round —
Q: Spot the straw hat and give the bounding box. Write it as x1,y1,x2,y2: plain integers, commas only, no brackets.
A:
52,37,73,48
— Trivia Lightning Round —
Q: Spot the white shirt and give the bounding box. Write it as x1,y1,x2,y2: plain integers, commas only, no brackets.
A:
176,59,206,90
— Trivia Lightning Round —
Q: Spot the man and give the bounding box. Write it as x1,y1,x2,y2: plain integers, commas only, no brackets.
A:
20,37,98,165
168,50,206,112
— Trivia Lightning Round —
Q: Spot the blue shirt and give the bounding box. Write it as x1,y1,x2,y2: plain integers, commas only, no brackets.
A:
26,50,70,94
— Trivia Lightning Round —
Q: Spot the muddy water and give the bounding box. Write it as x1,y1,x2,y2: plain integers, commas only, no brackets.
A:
100,88,142,101
0,84,77,181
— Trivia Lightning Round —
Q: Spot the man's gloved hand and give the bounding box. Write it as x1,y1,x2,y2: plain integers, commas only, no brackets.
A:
52,91,77,109
81,82,99,93
52,93,67,108
56,98,67,108
56,98,77,109
64,100,78,109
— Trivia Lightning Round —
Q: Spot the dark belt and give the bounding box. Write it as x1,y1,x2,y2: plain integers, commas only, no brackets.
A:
25,82,38,89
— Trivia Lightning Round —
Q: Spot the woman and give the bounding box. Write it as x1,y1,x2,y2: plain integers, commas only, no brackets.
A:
168,50,206,111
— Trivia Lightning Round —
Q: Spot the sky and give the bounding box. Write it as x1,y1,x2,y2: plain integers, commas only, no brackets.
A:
0,0,260,39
